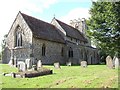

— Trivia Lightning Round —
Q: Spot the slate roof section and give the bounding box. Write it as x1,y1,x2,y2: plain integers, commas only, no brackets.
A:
21,13,65,43
55,19,88,42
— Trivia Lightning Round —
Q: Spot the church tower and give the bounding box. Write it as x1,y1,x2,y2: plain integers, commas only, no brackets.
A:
69,18,87,35
70,18,91,46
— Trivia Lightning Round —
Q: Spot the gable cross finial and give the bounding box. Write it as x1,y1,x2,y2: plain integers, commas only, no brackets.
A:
54,14,56,18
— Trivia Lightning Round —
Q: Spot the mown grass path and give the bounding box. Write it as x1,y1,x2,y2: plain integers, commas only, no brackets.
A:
0,64,119,88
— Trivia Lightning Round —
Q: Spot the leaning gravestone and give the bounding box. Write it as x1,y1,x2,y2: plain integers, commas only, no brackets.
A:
106,55,114,69
81,61,87,68
17,61,27,72
54,62,60,69
114,57,120,69
25,59,32,69
37,60,42,69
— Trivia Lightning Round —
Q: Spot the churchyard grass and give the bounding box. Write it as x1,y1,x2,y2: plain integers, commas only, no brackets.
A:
0,64,119,88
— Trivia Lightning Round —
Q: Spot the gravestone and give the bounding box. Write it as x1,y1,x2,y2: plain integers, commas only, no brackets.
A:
37,60,42,69
66,61,71,66
114,57,120,69
32,65,37,71
25,59,32,69
17,61,27,72
106,56,114,69
54,62,60,69
81,61,87,68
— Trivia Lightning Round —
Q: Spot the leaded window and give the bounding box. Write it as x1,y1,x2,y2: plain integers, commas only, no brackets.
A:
15,26,22,47
42,44,46,56
68,47,73,58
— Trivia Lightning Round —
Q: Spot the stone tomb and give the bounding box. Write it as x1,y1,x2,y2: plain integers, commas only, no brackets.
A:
3,68,53,78
81,61,87,68
54,62,60,69
25,59,32,69
106,55,114,69
37,60,42,69
17,61,27,72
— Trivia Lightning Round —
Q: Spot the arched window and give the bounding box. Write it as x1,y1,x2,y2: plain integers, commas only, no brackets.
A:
84,49,87,61
42,44,46,56
61,47,64,56
68,47,73,58
80,49,83,59
15,26,22,47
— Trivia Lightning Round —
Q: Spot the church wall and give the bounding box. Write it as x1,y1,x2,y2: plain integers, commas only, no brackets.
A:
65,41,99,65
32,37,66,65
2,12,100,65
3,13,33,63
65,42,81,65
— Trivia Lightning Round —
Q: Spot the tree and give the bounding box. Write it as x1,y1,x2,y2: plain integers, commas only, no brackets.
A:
1,34,7,51
1,34,7,62
87,1,120,60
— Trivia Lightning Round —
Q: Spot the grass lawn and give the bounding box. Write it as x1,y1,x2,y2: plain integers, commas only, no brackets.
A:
0,64,119,89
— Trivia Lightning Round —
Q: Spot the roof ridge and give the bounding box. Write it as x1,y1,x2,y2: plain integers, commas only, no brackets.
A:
55,19,79,31
21,12,54,26
21,12,64,31
55,19,87,42
20,12,65,43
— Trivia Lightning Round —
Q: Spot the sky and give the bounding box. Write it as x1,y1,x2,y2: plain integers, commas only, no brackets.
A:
0,0,93,51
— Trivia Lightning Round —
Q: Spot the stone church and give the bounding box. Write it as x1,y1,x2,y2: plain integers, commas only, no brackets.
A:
2,11,99,65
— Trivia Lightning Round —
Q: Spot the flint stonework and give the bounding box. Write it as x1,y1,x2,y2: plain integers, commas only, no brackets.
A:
2,12,100,66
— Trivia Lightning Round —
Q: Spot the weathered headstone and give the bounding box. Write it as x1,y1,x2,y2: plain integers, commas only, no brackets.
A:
17,61,27,72
81,61,87,68
54,62,60,69
66,61,71,66
106,55,114,69
25,59,32,69
37,60,42,69
114,57,120,69
32,65,37,71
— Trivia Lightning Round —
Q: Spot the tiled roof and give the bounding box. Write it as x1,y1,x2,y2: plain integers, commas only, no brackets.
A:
21,13,65,43
55,19,88,42
20,12,87,43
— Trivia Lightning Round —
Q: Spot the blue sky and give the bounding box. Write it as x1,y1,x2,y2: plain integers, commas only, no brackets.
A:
35,1,92,22
0,0,92,51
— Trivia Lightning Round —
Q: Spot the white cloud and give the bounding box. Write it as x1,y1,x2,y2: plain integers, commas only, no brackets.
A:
0,0,57,51
60,8,90,24
57,0,92,3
